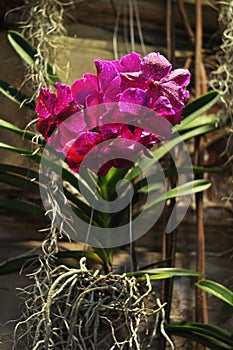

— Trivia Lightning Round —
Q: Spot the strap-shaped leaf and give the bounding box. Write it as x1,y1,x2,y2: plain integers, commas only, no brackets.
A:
177,90,220,131
143,179,211,211
0,199,45,217
154,124,218,160
0,254,38,275
0,141,41,158
111,178,211,227
0,80,36,110
126,91,220,182
0,143,104,226
127,267,203,279
0,172,40,193
131,165,223,197
0,250,105,275
164,165,225,176
165,322,233,349
0,118,39,141
177,113,219,131
0,141,91,196
196,280,233,307
0,163,93,218
7,30,60,85
0,163,39,179
8,30,36,66
126,123,217,182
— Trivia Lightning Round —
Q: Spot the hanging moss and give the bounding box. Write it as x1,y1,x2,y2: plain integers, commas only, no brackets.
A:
12,0,72,97
209,1,233,202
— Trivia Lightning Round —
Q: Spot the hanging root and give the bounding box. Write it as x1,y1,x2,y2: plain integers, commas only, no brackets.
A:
13,257,170,350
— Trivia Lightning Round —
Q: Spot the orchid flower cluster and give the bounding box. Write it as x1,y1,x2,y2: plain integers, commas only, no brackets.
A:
35,52,190,176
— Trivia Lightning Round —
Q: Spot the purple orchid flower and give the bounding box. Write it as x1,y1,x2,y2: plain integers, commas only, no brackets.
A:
71,60,121,129
35,82,81,141
36,51,190,176
71,60,121,108
113,52,190,124
80,138,144,176
64,131,102,173
140,52,190,123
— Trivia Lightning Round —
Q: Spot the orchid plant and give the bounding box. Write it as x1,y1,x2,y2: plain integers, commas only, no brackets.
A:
0,32,220,275
17,47,212,274
33,50,193,267
1,31,233,350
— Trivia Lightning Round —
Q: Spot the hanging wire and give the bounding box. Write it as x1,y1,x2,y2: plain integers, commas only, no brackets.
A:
83,204,94,253
112,0,146,58
129,189,133,272
129,0,136,52
133,0,147,55
123,1,131,53
113,0,123,59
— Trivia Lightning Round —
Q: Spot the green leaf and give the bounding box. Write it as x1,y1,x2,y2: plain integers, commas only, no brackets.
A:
0,142,96,210
165,322,233,350
138,181,164,193
126,123,217,183
0,142,40,162
127,92,220,183
7,30,60,84
99,167,130,201
154,124,217,160
177,90,220,131
0,144,105,227
0,119,39,142
0,199,45,217
62,250,104,265
127,267,203,279
143,179,211,211
144,273,173,280
93,247,112,266
8,30,37,66
0,80,36,110
0,141,41,158
177,114,219,131
0,172,40,193
0,254,38,274
0,250,105,275
159,165,224,180
0,163,39,179
132,165,223,196
191,165,225,174
196,280,233,307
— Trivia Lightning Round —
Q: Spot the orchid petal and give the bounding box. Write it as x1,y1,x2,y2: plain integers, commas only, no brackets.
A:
37,116,56,139
112,52,141,72
94,60,121,102
153,96,175,115
35,88,56,118
65,131,102,172
120,72,147,91
71,74,98,106
119,88,150,115
55,83,73,115
48,111,87,152
161,81,185,112
140,52,172,81
166,69,191,87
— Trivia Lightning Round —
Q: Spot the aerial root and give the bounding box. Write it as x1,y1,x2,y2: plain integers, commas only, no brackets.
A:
14,258,169,349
